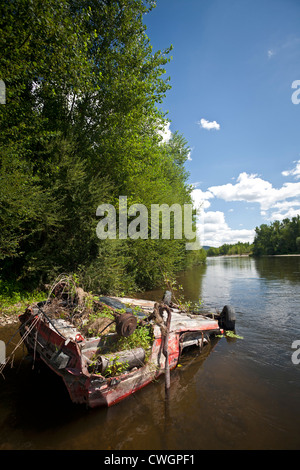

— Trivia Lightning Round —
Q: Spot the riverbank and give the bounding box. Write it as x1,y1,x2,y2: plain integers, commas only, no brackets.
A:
208,254,250,258
0,313,20,327
208,253,300,259
1,252,299,326
267,254,300,256
0,293,47,327
0,302,40,327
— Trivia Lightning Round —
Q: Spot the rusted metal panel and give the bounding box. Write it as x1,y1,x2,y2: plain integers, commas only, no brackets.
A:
18,295,223,408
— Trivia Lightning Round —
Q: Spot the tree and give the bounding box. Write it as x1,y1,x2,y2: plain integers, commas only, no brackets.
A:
207,247,219,257
0,0,196,293
252,217,300,256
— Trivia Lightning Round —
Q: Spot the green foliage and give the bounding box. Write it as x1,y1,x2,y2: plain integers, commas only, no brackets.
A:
162,273,203,312
103,358,130,378
207,247,220,257
113,324,153,354
207,242,253,257
0,279,46,314
0,0,202,296
216,331,244,340
252,217,300,256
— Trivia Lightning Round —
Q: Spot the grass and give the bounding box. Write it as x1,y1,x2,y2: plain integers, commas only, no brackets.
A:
0,279,46,316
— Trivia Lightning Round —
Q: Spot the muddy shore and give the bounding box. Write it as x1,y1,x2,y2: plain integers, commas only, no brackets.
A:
0,313,19,327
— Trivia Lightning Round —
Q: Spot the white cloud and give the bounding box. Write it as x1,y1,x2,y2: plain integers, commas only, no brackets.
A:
282,160,300,179
187,146,194,161
267,199,300,221
200,210,255,247
267,37,300,61
272,200,300,211
208,171,300,212
157,121,172,143
198,118,220,131
269,207,300,221
191,167,300,246
191,188,214,210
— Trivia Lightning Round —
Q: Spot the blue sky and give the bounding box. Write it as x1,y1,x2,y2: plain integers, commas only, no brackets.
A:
144,0,300,246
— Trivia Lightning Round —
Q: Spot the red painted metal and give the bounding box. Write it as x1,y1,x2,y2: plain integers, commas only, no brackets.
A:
18,299,222,408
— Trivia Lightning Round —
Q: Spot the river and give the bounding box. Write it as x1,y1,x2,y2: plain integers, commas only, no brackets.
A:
0,256,300,450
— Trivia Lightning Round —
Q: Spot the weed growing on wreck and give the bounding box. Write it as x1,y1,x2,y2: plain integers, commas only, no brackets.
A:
216,331,244,340
87,305,115,323
84,292,99,310
112,325,154,357
163,273,203,313
103,358,130,377
225,331,244,339
87,352,131,377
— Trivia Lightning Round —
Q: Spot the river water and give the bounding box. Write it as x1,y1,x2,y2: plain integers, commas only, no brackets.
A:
0,256,300,450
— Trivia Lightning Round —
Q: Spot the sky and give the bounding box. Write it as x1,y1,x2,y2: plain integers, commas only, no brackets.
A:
144,0,300,247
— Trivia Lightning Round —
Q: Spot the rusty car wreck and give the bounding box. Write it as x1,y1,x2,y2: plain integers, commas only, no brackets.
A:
17,281,235,408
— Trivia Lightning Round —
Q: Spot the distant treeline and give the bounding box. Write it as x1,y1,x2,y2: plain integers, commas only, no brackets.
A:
252,216,300,256
0,1,204,296
206,216,300,257
206,242,253,257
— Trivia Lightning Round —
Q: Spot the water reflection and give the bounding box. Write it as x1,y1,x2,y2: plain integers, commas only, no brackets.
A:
254,256,300,282
176,257,260,314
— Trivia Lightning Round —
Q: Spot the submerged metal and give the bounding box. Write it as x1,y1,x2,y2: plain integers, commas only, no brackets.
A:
18,297,224,408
